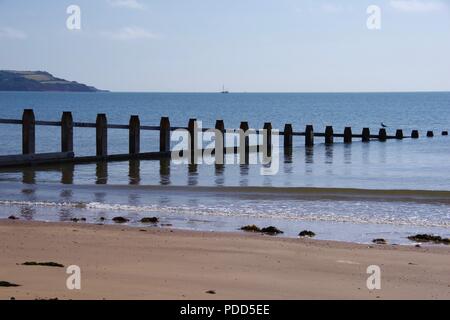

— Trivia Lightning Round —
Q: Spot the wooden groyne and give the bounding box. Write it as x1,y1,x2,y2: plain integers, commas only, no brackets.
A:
0,109,445,168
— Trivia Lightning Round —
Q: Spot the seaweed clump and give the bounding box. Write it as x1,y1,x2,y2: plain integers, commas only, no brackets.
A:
22,262,65,268
299,230,316,238
372,239,388,245
112,217,129,224
240,225,261,233
261,226,284,236
408,234,450,245
0,281,20,287
140,217,159,224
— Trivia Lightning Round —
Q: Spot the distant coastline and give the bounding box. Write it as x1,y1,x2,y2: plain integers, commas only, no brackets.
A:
0,70,107,92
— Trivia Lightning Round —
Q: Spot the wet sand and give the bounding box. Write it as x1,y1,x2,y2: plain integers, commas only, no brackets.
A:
0,220,449,300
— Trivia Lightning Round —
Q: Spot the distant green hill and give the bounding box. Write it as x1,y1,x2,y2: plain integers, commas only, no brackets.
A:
0,70,106,92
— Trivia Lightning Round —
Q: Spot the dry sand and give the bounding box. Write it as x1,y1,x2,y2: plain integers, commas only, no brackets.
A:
0,220,449,300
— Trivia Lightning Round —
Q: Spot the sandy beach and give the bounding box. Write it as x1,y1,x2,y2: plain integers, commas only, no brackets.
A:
0,219,449,300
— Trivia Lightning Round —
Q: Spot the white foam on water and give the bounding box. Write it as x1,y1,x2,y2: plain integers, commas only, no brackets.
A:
1,199,449,228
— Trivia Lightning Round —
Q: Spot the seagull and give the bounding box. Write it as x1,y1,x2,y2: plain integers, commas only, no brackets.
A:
381,123,388,128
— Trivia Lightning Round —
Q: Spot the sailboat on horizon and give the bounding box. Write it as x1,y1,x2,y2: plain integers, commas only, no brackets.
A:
221,85,229,94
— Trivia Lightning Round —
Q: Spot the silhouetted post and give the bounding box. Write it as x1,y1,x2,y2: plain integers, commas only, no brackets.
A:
215,120,225,165
305,125,314,147
61,112,73,153
396,129,404,139
96,161,108,185
362,128,370,142
379,128,387,141
96,114,108,157
427,131,434,137
411,130,419,139
22,109,35,155
160,117,171,153
443,131,448,136
61,163,74,185
129,115,140,155
188,119,198,164
263,122,272,158
344,127,352,144
325,126,334,145
284,124,293,151
240,122,250,163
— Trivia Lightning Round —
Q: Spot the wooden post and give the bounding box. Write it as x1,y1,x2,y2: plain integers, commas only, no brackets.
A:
240,122,250,163
443,131,449,136
427,131,434,137
215,120,225,164
344,127,352,144
325,126,334,145
96,114,108,157
188,119,198,164
379,128,387,141
284,124,293,151
305,125,314,147
362,128,370,142
160,117,171,153
61,112,73,153
129,115,140,155
22,109,35,155
263,122,272,158
411,130,419,139
396,129,404,139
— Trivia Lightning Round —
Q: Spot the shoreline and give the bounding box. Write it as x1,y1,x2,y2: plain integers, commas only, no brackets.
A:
1,220,449,300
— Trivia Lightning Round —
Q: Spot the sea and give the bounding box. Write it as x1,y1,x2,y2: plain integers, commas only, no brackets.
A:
0,91,449,244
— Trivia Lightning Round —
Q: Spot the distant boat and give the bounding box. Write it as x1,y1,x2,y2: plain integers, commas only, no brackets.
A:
221,85,229,94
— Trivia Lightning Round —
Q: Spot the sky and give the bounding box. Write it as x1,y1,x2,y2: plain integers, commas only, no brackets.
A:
0,0,449,92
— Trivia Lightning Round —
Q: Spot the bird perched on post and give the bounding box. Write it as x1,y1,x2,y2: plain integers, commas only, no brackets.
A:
381,123,388,128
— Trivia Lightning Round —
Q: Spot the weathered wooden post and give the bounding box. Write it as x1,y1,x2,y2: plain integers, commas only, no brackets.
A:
129,115,140,155
427,131,434,137
379,128,387,141
325,126,334,145
96,161,108,185
96,114,108,157
411,130,419,139
61,163,74,185
240,122,250,163
396,129,404,139
215,120,225,165
263,122,272,158
344,127,352,144
305,125,314,147
284,124,293,152
362,128,370,142
22,109,35,155
160,117,171,153
443,131,449,136
61,112,73,153
188,119,198,164
129,160,140,185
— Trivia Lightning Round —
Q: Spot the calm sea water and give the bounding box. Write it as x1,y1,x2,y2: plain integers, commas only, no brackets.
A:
0,92,449,244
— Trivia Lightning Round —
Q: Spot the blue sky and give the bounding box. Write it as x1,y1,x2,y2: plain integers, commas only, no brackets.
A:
0,0,449,92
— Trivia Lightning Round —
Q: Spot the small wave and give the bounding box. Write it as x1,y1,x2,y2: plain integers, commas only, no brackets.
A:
0,199,449,228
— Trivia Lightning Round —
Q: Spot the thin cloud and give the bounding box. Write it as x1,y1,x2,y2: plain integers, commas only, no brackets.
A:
0,27,27,39
390,0,448,12
101,27,159,40
107,0,144,9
